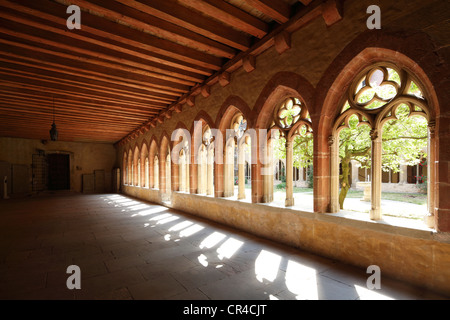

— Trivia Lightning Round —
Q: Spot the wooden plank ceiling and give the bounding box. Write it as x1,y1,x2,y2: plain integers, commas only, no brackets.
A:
0,0,322,143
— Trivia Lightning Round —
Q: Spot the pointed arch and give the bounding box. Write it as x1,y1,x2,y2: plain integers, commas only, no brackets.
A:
254,72,315,130
172,121,190,192
215,96,253,198
217,95,254,135
191,112,217,195
253,74,315,207
322,46,439,229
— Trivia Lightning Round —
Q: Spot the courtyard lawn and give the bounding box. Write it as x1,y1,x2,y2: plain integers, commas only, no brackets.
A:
241,184,428,220
345,189,427,206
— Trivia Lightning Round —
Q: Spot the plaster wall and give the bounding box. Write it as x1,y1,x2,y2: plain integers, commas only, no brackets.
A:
0,137,116,194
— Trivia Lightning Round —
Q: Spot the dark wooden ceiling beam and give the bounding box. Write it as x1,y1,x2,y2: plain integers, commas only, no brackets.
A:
0,19,199,87
0,129,127,142
0,91,159,119
0,0,222,72
0,8,207,84
0,78,166,111
0,103,148,126
60,0,237,59
0,71,168,109
0,119,137,133
0,123,130,139
0,116,144,137
0,48,184,99
0,60,175,105
177,0,268,38
240,0,291,24
116,0,251,51
0,35,190,94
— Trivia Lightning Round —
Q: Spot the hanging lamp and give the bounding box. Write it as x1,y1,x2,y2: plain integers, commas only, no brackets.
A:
49,96,58,141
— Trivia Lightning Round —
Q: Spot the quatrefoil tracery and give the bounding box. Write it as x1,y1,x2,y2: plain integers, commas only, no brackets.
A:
335,63,430,134
271,97,313,142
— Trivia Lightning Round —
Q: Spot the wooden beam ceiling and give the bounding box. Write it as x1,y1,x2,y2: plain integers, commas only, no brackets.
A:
0,0,336,144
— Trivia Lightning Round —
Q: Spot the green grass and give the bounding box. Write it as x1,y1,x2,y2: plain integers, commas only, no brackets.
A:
241,184,428,220
271,185,427,206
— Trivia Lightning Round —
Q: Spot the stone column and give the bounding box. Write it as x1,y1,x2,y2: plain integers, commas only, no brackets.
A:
350,159,359,188
137,161,141,187
189,149,196,194
165,154,171,195
426,121,436,228
154,158,159,189
399,164,408,184
370,129,382,220
329,135,340,212
299,167,304,183
238,145,245,199
223,143,234,197
207,149,214,196
262,138,273,203
285,140,294,206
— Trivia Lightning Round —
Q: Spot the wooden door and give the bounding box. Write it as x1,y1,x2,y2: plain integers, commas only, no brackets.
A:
47,154,70,190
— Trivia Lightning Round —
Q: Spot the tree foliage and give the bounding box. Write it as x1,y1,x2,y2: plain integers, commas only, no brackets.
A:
271,68,428,210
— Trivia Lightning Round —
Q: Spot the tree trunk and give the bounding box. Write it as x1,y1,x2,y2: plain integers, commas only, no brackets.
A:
339,158,350,209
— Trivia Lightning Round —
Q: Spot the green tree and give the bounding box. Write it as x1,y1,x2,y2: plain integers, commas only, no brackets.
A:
336,67,428,209
272,107,427,209
337,106,427,209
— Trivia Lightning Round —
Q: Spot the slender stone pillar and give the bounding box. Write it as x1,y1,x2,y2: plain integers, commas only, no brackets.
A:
370,129,382,220
426,121,436,228
207,150,214,196
350,159,359,188
262,138,273,203
399,164,408,184
224,142,234,197
238,146,245,199
329,135,340,212
285,140,294,206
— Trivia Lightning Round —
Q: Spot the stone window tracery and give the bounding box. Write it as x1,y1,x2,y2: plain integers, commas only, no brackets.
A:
331,63,433,224
265,97,313,207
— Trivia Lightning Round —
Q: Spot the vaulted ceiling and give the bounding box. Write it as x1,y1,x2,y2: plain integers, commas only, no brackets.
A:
0,0,341,144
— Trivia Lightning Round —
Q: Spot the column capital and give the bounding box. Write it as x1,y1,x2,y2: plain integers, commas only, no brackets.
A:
285,139,293,148
370,129,379,140
327,135,335,147
428,120,436,137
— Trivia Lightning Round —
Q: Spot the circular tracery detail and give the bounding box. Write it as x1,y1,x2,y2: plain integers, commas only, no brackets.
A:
335,63,430,134
231,113,247,139
273,97,303,130
271,97,312,142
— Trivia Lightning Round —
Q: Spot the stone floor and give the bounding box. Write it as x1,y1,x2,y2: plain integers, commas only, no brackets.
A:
0,192,447,300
